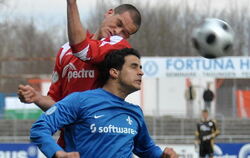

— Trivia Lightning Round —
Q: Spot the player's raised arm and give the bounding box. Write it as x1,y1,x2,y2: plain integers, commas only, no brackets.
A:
67,0,86,46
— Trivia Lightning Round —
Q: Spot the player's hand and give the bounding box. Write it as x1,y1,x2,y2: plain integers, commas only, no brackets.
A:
202,135,208,141
202,134,212,141
54,151,80,158
162,147,178,158
194,143,199,153
17,84,40,103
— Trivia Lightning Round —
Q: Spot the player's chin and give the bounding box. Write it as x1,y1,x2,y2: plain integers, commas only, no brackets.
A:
127,85,140,93
135,86,141,90
133,83,141,90
131,87,141,93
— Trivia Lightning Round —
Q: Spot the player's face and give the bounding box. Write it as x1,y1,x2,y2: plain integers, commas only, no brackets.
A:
101,10,138,39
118,55,143,93
202,112,209,120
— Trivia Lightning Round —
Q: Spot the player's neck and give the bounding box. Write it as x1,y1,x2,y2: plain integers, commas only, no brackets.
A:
202,118,209,121
102,82,129,99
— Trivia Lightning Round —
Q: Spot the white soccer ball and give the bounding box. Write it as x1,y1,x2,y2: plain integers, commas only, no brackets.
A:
192,18,234,59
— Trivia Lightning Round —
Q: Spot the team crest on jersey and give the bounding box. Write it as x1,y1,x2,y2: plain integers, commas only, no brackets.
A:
126,116,133,125
46,106,57,115
62,63,76,78
208,121,213,126
200,124,211,131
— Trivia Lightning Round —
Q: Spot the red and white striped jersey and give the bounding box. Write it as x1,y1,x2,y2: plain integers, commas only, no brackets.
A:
48,33,131,101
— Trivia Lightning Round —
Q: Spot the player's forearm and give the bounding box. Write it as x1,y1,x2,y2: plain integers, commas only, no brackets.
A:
194,137,199,143
67,0,87,46
30,120,63,158
135,145,162,158
195,131,200,141
34,95,55,112
213,129,220,137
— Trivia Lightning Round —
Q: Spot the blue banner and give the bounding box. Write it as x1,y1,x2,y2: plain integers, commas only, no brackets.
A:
215,143,250,158
0,143,38,158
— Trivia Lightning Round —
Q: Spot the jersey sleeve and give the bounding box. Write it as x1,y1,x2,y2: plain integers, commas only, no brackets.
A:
30,92,81,158
195,123,200,142
212,120,220,137
70,35,131,64
47,43,71,101
133,110,162,158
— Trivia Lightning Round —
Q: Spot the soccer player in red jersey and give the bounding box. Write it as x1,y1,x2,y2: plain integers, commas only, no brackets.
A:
18,0,141,149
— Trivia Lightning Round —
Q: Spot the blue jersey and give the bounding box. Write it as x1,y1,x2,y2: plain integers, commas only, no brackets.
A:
30,88,162,158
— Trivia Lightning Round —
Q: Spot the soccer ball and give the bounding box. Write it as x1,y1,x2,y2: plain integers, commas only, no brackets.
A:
192,18,234,59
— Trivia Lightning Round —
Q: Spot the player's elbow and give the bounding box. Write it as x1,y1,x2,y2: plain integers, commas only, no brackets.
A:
212,130,220,138
30,125,41,143
215,130,220,136
30,122,49,143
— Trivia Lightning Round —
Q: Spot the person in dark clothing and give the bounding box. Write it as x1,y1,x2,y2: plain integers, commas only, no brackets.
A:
185,82,196,118
195,109,220,158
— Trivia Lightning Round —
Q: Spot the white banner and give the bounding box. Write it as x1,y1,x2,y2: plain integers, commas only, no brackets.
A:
5,97,39,110
134,144,198,158
142,56,250,78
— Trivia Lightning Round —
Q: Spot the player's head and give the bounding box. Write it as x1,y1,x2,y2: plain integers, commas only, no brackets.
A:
100,4,141,39
202,109,209,120
99,48,143,94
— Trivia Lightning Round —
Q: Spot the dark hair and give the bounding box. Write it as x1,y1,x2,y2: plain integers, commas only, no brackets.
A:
114,4,141,33
202,109,209,113
97,48,141,87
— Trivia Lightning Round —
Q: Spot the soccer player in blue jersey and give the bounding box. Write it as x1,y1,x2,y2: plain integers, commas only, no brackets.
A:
30,48,178,158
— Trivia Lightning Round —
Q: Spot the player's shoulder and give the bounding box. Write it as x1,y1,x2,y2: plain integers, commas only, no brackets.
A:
126,101,141,108
203,119,216,127
64,90,100,104
124,101,143,115
209,119,217,124
59,42,71,54
76,88,117,99
65,91,82,98
197,120,203,125
101,35,123,41
57,42,73,63
77,88,104,98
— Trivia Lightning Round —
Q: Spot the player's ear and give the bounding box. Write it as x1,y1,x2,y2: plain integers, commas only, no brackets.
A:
109,68,119,79
104,9,114,17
